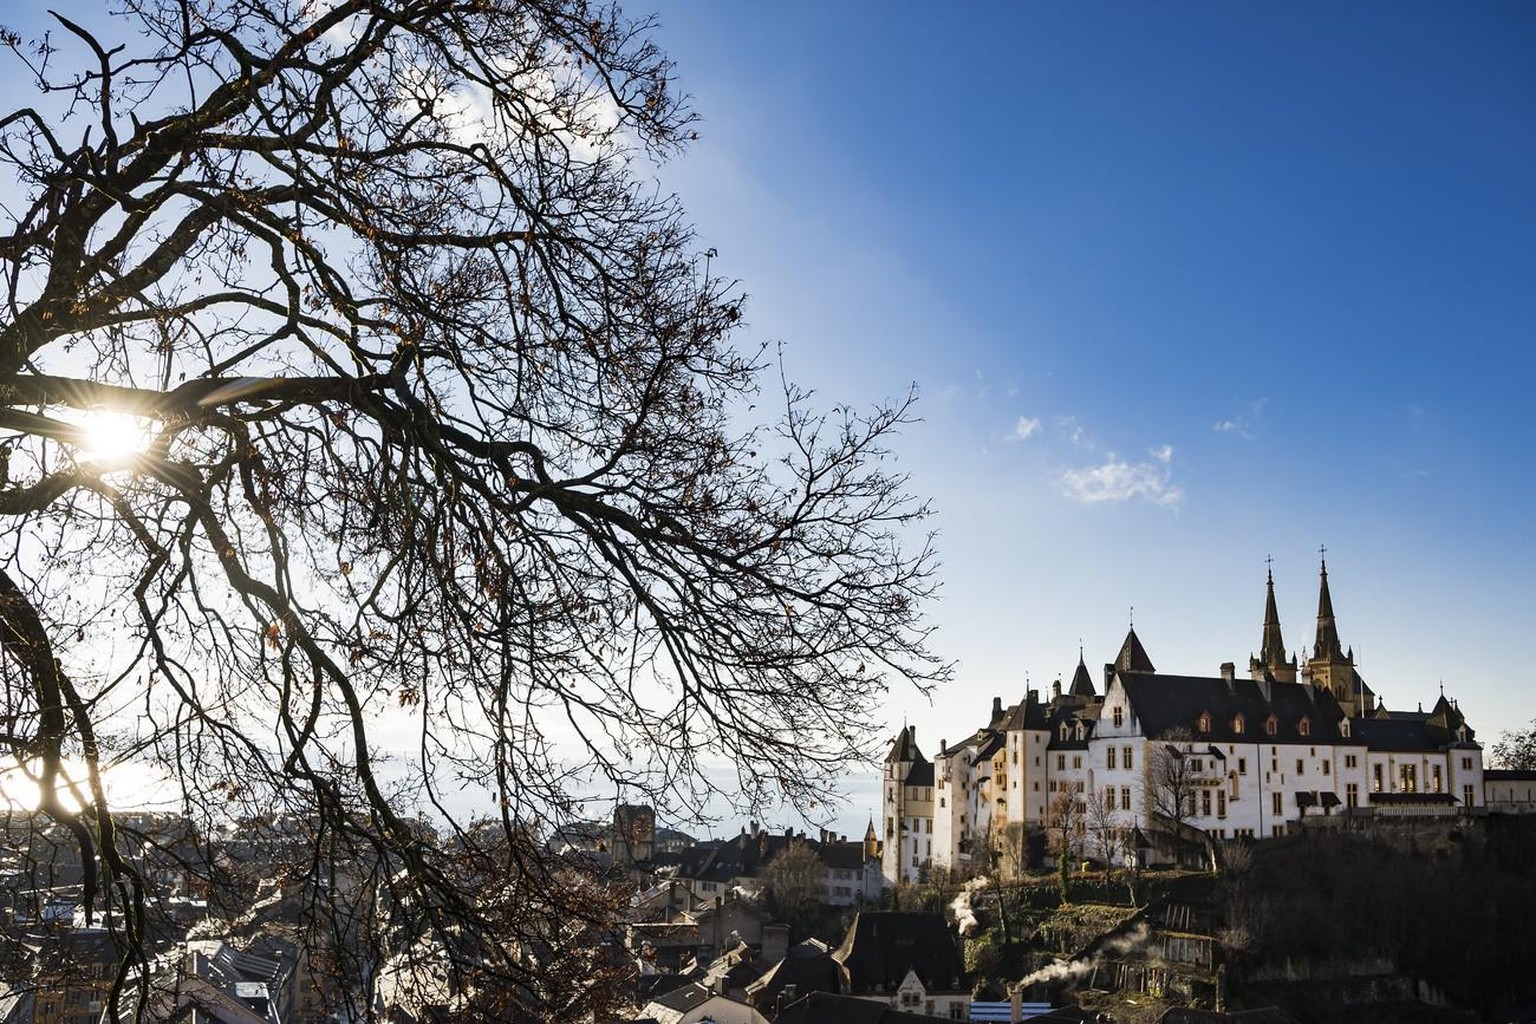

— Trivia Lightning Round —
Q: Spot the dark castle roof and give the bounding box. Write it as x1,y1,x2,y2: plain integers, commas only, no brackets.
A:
833,912,966,995
1069,656,1097,697
1115,627,1156,674
1115,672,1354,746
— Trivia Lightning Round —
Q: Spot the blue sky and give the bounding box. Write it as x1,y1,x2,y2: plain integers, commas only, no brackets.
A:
644,2,1536,834
3,2,1529,837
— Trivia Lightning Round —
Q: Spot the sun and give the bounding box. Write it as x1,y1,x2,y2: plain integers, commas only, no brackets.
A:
75,410,152,466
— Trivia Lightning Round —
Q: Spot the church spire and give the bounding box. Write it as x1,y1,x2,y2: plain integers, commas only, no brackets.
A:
1260,563,1286,666
1313,551,1344,661
1251,558,1298,682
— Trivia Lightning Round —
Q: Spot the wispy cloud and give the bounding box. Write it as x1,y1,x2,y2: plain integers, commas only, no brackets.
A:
1008,416,1041,442
1059,446,1183,508
1213,396,1267,440
1213,418,1250,438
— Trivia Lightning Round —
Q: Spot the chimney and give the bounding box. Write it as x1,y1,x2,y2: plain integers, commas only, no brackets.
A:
1027,688,1039,705
939,737,947,757
992,696,1003,721
749,820,759,838
1104,663,1115,690
1220,662,1235,694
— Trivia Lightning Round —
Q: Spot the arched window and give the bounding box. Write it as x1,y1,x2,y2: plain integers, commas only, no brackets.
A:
1298,717,1311,737
1232,713,1246,735
1264,715,1278,736
1197,712,1211,734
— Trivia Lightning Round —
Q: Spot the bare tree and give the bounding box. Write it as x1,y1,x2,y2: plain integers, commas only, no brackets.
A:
1146,728,1216,868
1491,720,1536,770
758,839,823,936
1046,789,1084,903
1086,785,1125,876
0,2,947,1019
1146,729,1198,832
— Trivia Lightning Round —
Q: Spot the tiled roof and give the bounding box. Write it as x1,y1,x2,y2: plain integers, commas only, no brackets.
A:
744,951,841,1008
1353,716,1466,754
774,991,953,1024
1069,657,1097,697
833,912,966,995
1486,769,1536,782
1117,673,1351,746
1115,628,1156,673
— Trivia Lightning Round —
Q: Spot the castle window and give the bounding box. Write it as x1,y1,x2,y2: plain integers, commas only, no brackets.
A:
1298,717,1311,737
1264,716,1278,736
1232,713,1245,735
1107,746,1118,770
1197,712,1211,734
1113,706,1124,728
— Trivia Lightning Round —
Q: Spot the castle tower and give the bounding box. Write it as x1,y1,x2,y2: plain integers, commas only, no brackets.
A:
1249,566,1298,682
1306,555,1356,708
881,725,923,883
864,817,880,861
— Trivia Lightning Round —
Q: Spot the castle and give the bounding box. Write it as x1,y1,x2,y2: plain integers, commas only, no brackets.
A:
881,559,1485,883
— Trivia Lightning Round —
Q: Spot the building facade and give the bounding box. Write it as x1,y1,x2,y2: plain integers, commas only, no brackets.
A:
880,561,1486,883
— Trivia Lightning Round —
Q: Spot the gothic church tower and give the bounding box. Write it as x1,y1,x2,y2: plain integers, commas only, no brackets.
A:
1249,566,1298,683
1306,557,1357,709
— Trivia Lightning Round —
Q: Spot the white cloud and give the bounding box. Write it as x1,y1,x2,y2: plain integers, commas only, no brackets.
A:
1056,415,1093,449
1058,448,1183,508
1008,416,1041,442
1213,396,1267,440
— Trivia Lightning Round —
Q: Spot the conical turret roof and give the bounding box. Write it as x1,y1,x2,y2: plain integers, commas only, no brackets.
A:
886,725,922,764
1114,628,1156,674
1069,654,1097,696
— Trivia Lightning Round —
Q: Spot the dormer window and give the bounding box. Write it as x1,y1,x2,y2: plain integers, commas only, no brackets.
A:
1340,719,1350,738
1074,722,1085,741
1060,723,1069,741
1232,713,1246,735
1197,712,1211,734
1265,715,1279,737
1298,717,1311,738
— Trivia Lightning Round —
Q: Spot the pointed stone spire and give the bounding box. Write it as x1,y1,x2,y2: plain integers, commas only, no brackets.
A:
1313,553,1345,662
1251,561,1298,682
1261,566,1286,664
